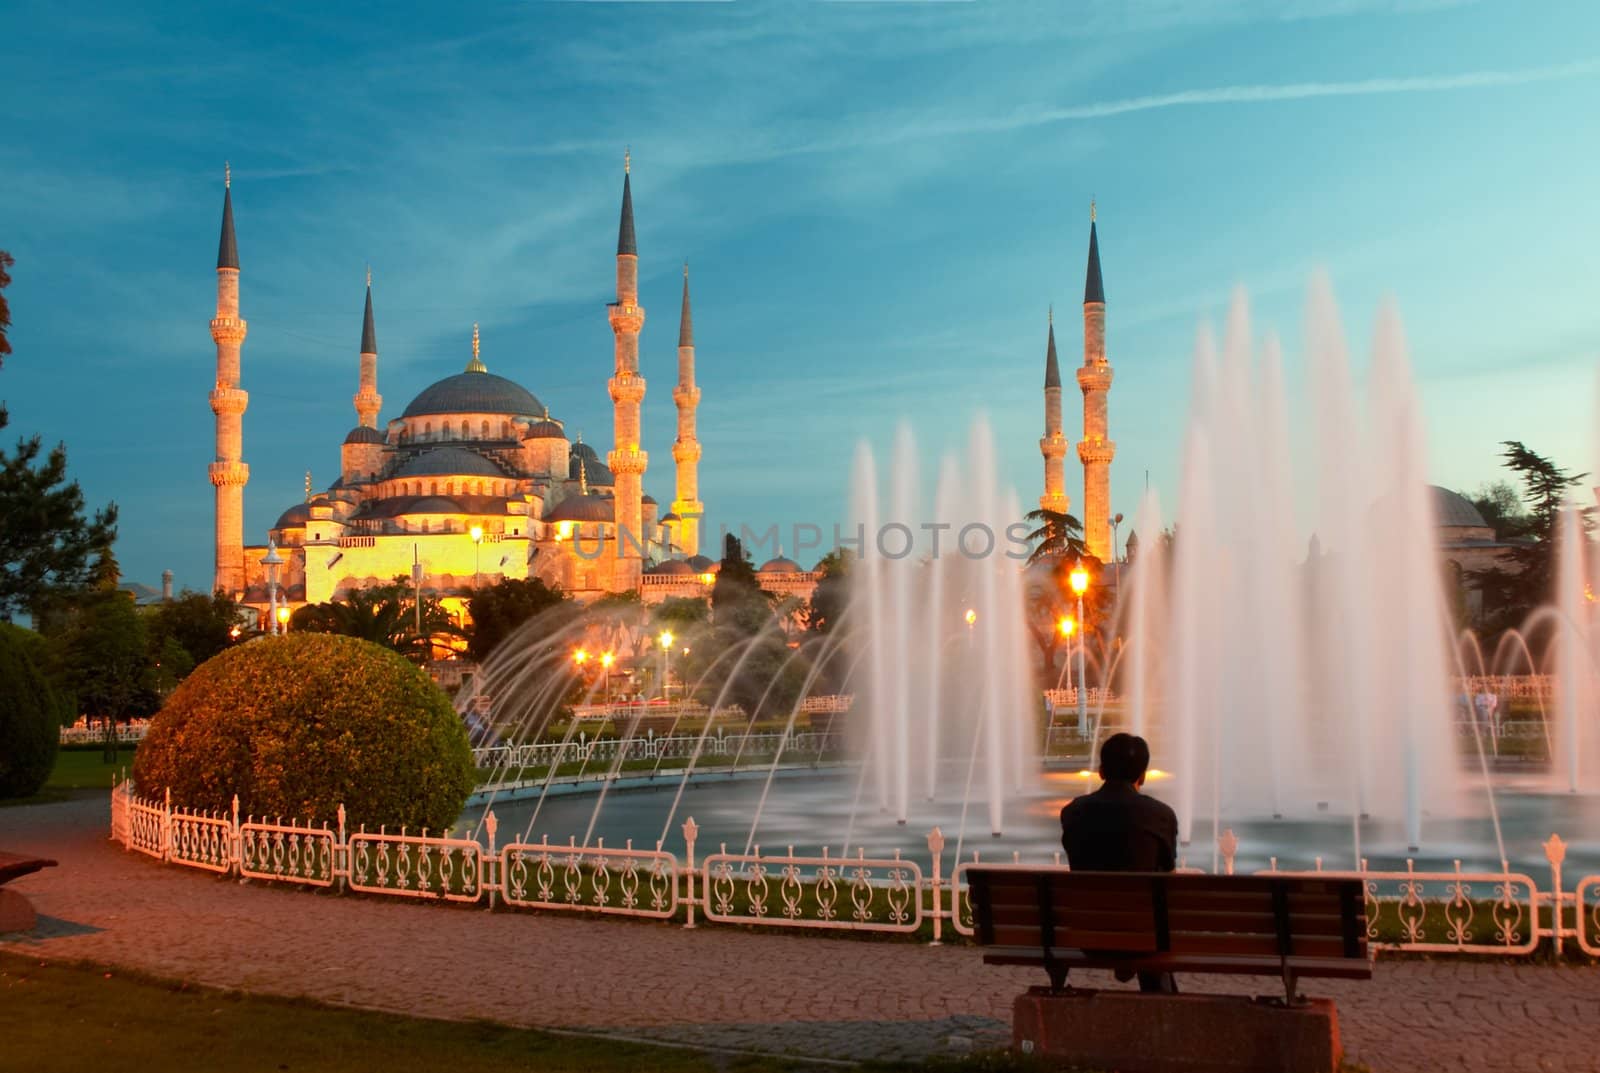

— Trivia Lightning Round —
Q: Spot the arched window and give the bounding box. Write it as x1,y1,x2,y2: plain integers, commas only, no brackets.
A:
424,421,432,439
430,481,438,496
461,420,470,438
482,420,491,437
422,520,430,533
501,421,511,438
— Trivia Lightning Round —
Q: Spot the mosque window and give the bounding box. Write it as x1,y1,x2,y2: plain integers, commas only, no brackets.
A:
430,482,438,496
471,480,480,496
424,421,432,439
501,421,510,438
447,481,456,495
482,420,491,437
461,420,469,438
422,520,430,533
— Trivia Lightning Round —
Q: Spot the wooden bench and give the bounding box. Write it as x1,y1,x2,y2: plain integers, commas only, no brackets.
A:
0,851,58,933
967,867,1372,1005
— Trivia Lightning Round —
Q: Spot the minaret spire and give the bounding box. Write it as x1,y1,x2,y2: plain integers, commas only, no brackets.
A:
209,166,249,595
354,269,382,428
465,322,486,373
671,261,704,556
1078,204,1115,562
607,154,648,588
1039,307,1068,516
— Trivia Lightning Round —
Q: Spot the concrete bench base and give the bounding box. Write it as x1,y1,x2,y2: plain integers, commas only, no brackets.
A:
0,888,40,933
1013,986,1342,1073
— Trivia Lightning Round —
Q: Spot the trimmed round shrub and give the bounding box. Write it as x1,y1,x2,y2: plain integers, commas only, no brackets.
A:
0,626,60,799
134,633,473,830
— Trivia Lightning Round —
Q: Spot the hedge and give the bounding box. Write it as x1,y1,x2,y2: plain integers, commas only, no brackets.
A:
133,633,474,831
0,626,61,799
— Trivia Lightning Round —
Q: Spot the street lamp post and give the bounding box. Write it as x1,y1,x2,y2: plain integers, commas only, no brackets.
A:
601,651,615,705
658,629,674,700
1069,562,1090,735
261,541,284,636
1057,616,1076,693
470,525,484,588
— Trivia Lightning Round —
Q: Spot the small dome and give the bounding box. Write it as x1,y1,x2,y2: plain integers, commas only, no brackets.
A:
569,453,614,485
401,371,543,419
406,496,466,514
544,494,614,524
522,418,566,440
343,425,386,446
648,559,695,575
660,512,681,524
1431,486,1490,529
686,554,715,571
642,494,658,505
394,446,508,479
758,556,803,574
274,503,311,530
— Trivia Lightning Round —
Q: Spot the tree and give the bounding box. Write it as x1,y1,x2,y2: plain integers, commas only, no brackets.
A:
1022,508,1087,567
688,534,807,717
1466,480,1531,541
0,250,119,619
801,550,852,634
0,624,59,799
1468,441,1591,635
48,551,161,759
652,595,709,631
291,581,455,663
465,576,572,662
147,590,247,671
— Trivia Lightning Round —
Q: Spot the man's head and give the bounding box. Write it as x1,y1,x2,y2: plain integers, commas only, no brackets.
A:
1098,732,1151,786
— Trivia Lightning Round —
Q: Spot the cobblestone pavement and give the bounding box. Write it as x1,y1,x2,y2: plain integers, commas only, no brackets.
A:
2,797,1597,1070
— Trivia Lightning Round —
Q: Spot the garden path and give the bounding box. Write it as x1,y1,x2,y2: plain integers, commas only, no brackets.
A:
2,796,1595,1071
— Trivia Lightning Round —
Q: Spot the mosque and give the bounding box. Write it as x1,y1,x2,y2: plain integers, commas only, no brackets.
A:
204,159,818,622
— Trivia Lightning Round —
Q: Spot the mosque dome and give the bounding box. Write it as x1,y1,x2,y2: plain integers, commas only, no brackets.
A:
642,494,658,506
343,426,386,445
758,556,803,574
400,371,543,419
648,559,695,575
395,446,508,478
274,504,311,529
685,554,715,571
522,417,566,440
1430,486,1490,530
544,494,615,524
568,445,613,485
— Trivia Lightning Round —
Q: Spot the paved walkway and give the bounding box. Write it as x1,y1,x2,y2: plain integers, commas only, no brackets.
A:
2,797,1596,1070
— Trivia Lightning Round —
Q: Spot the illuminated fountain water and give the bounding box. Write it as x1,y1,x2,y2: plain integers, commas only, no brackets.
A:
1147,280,1463,852
849,416,1037,838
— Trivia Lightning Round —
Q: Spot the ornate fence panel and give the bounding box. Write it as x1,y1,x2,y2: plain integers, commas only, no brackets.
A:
1262,860,1541,955
1575,874,1600,957
699,845,923,933
239,821,338,888
948,858,1067,938
346,830,483,903
167,808,234,874
500,837,678,919
124,790,167,859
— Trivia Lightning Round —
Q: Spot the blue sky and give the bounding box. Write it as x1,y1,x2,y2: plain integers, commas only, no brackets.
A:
4,0,1599,590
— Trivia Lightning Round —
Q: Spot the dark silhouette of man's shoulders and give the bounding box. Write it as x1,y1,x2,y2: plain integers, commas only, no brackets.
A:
1059,782,1178,872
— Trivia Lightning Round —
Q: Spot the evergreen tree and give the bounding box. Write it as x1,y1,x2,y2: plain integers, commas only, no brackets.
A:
0,250,119,619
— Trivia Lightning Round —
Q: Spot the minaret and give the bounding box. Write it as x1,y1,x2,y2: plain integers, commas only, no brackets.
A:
209,163,249,596
670,262,704,556
606,151,648,588
353,267,381,428
1077,202,1115,563
1038,306,1069,516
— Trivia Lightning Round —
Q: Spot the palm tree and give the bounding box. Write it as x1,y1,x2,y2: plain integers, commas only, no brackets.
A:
290,584,457,663
1022,508,1087,567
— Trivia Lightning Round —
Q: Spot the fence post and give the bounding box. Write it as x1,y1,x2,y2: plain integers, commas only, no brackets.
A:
682,817,699,929
485,810,499,909
231,794,241,877
163,787,173,862
1544,833,1566,956
927,826,945,946
1218,828,1239,876
337,804,349,893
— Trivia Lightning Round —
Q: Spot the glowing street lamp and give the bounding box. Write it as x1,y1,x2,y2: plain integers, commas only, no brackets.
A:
1069,561,1090,733
261,541,284,635
600,650,615,703
964,608,977,627
658,629,675,700
1058,616,1076,692
276,605,291,631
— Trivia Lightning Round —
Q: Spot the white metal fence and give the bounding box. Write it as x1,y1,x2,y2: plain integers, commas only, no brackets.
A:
61,722,149,746
472,730,847,780
108,781,1600,956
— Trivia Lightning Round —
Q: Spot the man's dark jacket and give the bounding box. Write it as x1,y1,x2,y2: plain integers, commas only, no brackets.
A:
1059,780,1178,872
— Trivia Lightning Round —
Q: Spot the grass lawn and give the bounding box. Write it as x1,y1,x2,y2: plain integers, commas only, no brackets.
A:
0,952,840,1073
0,747,134,808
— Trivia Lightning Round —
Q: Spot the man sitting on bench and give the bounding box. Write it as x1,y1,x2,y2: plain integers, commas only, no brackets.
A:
1059,732,1178,994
